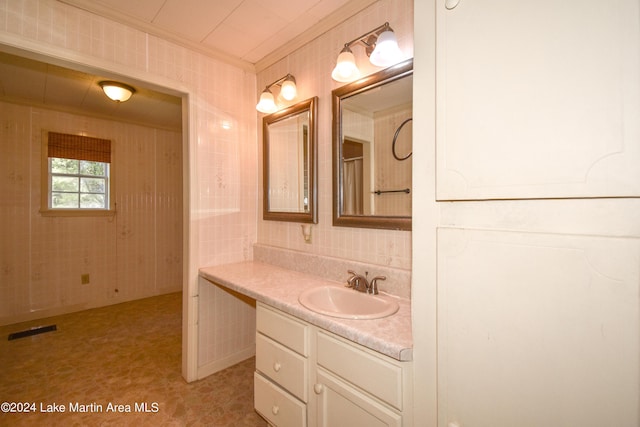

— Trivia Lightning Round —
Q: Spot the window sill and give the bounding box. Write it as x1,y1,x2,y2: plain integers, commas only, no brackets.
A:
39,209,116,217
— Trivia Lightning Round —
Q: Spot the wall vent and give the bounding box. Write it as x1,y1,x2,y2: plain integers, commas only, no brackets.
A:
7,325,57,341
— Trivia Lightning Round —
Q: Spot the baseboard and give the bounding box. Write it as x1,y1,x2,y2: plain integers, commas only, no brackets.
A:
1,289,182,327
196,346,256,380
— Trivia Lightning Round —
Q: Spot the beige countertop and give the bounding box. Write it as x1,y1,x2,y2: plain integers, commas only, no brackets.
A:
199,261,413,361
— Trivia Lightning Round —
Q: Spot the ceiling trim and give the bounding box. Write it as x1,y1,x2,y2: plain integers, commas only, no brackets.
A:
58,0,256,72
254,0,378,72
58,0,379,74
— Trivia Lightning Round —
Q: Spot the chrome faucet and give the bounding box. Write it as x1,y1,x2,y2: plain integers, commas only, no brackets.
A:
346,270,369,293
345,271,387,295
369,275,386,295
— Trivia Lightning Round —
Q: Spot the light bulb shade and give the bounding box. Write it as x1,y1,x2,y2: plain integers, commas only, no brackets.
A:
256,89,277,113
99,81,135,102
280,76,297,101
331,49,360,82
369,30,404,67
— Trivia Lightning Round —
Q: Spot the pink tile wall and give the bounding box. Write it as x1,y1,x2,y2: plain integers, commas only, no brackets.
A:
0,101,183,325
198,277,256,371
256,0,414,270
0,0,412,368
0,103,31,321
374,107,412,216
0,0,258,370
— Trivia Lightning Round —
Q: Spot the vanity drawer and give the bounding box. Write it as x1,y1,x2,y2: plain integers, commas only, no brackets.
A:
256,332,308,402
316,330,403,410
257,302,309,356
255,372,307,427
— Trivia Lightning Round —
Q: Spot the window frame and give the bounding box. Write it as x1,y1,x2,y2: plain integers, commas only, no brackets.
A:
40,131,116,217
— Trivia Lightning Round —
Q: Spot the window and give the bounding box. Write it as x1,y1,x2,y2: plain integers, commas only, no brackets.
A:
42,132,114,215
49,157,109,208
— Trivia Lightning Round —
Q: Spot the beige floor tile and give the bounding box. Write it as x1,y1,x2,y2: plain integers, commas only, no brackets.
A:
0,293,267,426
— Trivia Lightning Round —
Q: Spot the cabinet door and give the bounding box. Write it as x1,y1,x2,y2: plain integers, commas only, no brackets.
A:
436,0,640,200
437,228,640,427
316,330,403,410
314,367,402,427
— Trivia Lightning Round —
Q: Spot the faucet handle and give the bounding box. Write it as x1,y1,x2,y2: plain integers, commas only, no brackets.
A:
369,276,386,295
345,270,357,288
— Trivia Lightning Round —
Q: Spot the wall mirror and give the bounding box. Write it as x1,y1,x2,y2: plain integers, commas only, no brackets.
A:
332,58,413,230
263,97,318,223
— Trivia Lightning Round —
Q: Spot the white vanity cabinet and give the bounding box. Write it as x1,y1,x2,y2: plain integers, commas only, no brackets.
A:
255,302,310,427
314,331,411,427
254,302,413,427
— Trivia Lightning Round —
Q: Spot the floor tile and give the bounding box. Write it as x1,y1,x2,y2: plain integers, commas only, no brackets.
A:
0,293,267,426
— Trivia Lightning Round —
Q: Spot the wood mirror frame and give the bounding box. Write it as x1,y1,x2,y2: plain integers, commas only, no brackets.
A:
263,96,318,223
332,59,413,230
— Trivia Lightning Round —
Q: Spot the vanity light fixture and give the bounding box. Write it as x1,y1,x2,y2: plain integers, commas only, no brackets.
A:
256,74,297,114
331,22,404,82
99,81,136,102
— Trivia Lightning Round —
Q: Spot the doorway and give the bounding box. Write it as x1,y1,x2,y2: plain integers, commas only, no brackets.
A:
0,44,191,377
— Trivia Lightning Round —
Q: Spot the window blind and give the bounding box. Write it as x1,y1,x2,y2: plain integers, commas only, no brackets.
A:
48,132,111,163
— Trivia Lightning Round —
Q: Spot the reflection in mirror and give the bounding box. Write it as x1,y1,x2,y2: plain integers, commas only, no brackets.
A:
263,97,318,223
333,59,413,230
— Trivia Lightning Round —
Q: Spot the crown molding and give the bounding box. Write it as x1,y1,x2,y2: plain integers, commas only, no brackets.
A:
58,0,378,74
254,0,378,72
58,0,256,72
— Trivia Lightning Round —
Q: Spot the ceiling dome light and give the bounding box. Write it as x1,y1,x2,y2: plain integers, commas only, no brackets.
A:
99,81,135,102
256,88,277,114
331,47,360,82
369,29,403,67
280,75,297,101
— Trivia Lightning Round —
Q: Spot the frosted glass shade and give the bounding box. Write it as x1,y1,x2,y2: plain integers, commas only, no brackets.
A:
99,81,135,102
256,90,277,114
280,77,297,101
369,30,403,67
331,50,360,82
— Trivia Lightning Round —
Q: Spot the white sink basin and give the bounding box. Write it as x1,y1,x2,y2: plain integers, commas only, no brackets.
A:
298,286,399,320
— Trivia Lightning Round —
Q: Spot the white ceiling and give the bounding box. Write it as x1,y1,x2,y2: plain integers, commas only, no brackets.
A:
0,0,377,130
59,0,377,69
0,51,184,130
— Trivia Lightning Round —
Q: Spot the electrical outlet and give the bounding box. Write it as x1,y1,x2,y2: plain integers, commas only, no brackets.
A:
81,274,90,285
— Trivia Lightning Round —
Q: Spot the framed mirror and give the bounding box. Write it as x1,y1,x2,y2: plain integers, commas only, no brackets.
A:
263,97,318,223
332,58,413,230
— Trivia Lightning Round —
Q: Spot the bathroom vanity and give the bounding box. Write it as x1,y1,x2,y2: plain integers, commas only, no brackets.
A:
199,261,413,427
255,302,412,426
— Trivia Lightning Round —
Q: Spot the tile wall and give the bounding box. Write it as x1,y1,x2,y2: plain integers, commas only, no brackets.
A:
0,0,414,374
0,101,183,325
256,0,414,270
373,106,412,216
0,0,257,375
